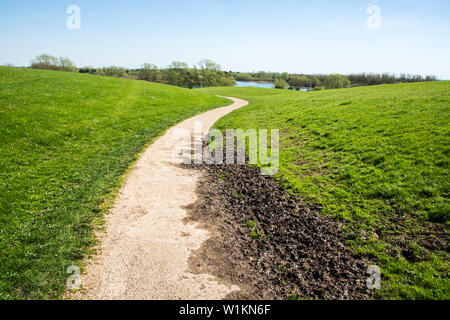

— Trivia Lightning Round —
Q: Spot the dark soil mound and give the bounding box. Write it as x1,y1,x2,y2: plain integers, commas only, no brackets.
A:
184,161,374,300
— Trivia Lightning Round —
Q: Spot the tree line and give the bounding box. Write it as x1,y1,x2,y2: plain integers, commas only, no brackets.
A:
30,54,234,88
30,54,78,72
347,73,437,85
28,54,438,90
137,60,235,88
274,74,350,90
235,71,437,90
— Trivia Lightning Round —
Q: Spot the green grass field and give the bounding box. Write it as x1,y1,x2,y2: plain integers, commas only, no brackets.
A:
198,83,449,299
0,67,229,299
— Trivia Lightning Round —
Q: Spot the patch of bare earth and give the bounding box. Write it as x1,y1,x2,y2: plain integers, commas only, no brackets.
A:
185,160,374,300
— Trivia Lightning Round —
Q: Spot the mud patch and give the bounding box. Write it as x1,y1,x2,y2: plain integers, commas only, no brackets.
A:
184,162,374,300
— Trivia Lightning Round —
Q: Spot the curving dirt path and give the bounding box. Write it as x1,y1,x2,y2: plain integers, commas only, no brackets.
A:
73,97,248,300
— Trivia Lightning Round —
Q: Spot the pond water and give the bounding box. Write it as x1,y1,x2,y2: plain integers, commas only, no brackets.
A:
235,81,275,89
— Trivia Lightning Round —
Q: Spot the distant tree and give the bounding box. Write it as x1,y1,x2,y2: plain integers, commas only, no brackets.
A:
288,76,301,89
280,72,289,81
275,79,288,89
311,77,322,88
31,54,77,72
255,71,269,81
324,74,351,89
166,61,190,87
299,75,310,87
2,63,15,67
399,73,407,83
197,59,221,71
235,73,253,81
139,63,159,82
196,59,234,87
31,54,59,70
342,76,351,87
96,66,126,77
289,75,310,89
197,59,221,87
191,66,201,87
167,61,189,70
57,57,77,72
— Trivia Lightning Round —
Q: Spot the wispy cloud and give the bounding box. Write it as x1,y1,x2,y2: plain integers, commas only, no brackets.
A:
336,0,379,24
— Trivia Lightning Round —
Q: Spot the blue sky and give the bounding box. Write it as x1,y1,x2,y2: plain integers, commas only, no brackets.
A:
1,0,449,78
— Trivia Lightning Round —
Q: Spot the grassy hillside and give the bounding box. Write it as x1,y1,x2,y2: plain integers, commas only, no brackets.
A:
0,67,229,299
198,83,449,299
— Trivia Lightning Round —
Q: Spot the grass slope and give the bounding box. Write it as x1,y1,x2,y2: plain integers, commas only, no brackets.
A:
0,67,229,299
198,83,449,299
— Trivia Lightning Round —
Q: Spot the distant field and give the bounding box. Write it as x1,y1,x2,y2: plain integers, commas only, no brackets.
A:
198,83,449,299
0,67,229,299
